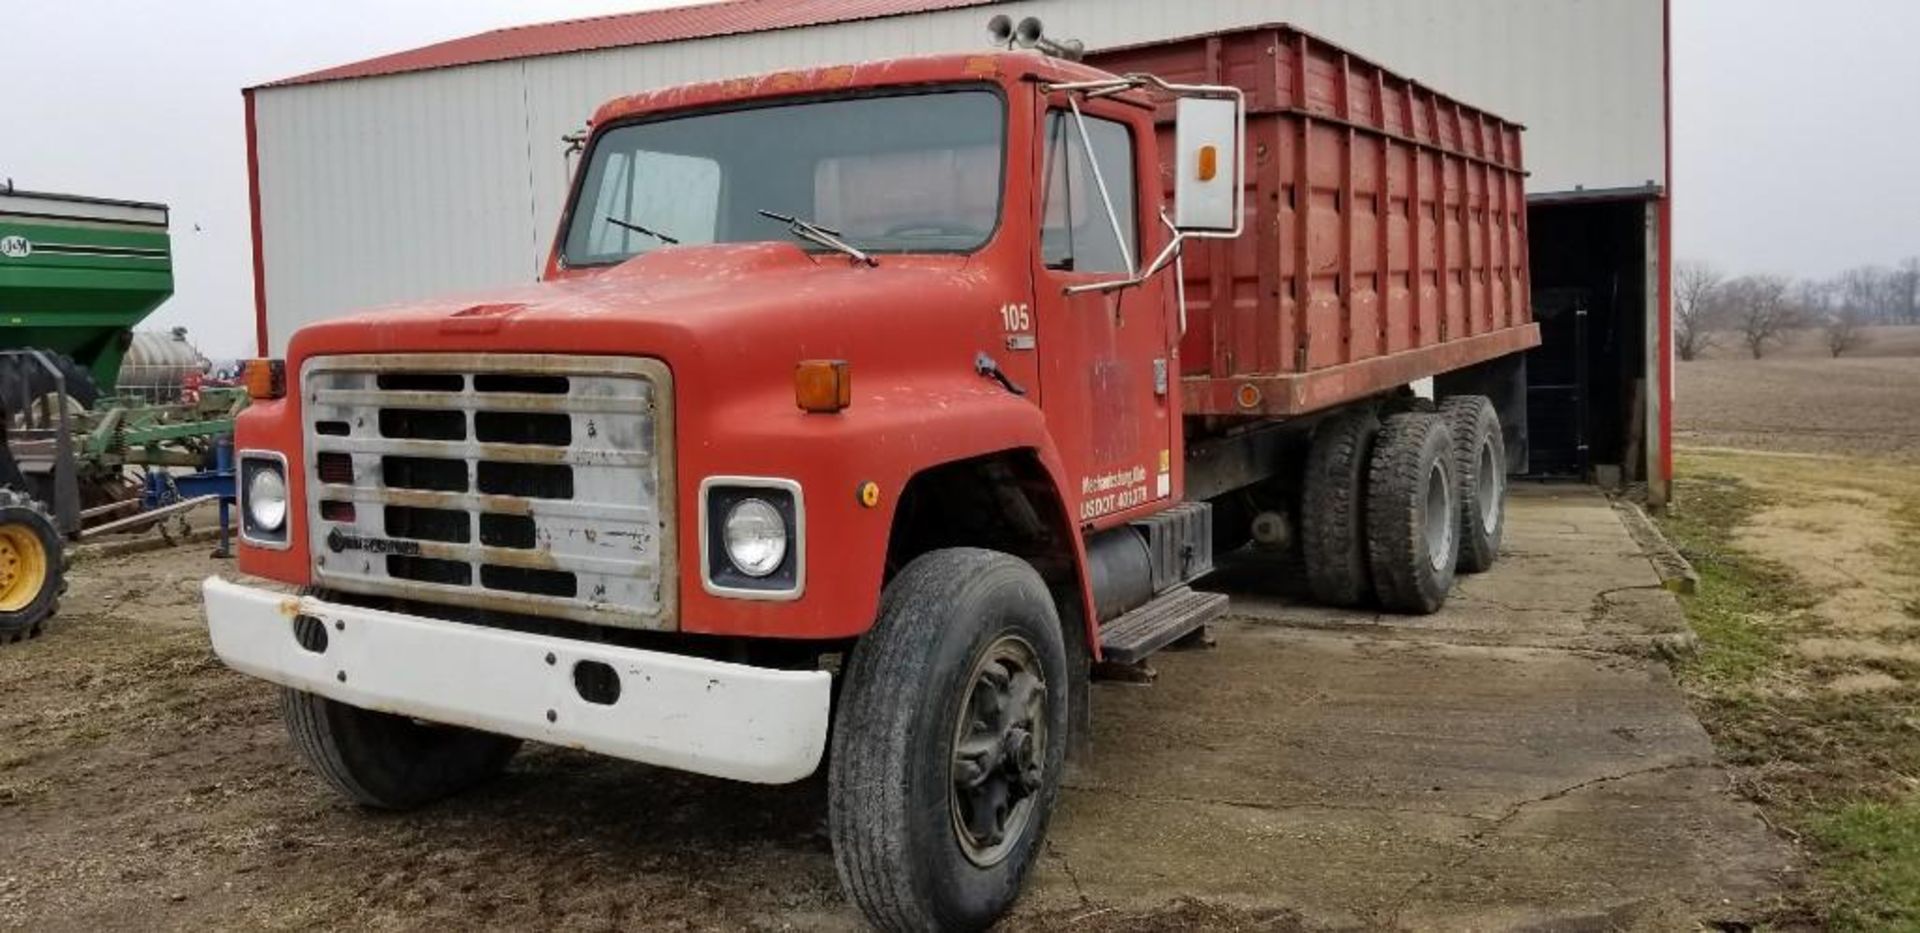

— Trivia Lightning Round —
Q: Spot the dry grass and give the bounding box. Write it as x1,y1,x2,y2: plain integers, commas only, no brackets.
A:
1668,323,1920,928
1662,448,1920,930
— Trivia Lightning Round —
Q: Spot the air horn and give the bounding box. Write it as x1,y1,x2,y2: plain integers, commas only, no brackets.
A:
987,14,1085,61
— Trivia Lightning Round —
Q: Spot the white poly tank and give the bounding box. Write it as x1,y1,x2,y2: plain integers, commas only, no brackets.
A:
119,327,208,403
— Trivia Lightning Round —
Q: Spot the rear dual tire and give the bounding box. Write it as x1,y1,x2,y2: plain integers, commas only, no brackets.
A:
1439,395,1506,574
1301,409,1381,607
1300,397,1506,613
1365,413,1462,615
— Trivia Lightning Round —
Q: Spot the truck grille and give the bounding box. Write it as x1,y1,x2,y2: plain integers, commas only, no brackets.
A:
301,354,677,630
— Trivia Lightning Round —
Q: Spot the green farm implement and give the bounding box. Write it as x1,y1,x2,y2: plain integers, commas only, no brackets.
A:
0,186,242,642
1,185,174,395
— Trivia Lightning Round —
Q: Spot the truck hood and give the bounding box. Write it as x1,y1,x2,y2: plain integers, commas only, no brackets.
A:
286,241,994,365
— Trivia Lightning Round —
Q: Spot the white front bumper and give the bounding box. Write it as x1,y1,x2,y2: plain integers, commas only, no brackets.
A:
203,577,831,784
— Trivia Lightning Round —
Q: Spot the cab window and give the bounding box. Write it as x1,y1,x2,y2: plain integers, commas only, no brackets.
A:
1041,111,1138,275
564,89,1006,266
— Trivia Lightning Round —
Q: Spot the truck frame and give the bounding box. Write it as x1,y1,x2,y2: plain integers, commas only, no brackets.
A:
205,22,1537,930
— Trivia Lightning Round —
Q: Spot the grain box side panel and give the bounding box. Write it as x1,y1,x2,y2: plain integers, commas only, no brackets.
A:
1094,23,1535,417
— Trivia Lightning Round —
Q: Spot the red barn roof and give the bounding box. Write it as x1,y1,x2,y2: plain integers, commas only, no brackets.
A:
260,0,1003,88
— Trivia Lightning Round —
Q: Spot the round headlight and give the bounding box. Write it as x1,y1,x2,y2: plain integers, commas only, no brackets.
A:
723,498,787,578
247,465,289,533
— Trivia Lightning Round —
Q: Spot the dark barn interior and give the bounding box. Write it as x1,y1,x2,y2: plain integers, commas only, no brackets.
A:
1524,197,1654,483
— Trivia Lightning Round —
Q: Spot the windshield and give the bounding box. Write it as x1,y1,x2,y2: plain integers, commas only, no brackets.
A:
562,88,1006,266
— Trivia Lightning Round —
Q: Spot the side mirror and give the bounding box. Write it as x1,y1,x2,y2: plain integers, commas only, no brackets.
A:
1051,77,1244,297
1173,96,1243,234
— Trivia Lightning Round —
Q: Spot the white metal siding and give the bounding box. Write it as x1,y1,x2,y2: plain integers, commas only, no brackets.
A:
255,60,535,339
254,0,1664,349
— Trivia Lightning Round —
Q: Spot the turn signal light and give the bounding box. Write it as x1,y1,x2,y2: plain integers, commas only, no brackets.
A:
794,359,852,413
243,358,287,400
1196,145,1219,182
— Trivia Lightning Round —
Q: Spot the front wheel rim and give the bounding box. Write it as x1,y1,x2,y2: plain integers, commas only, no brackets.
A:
950,633,1047,868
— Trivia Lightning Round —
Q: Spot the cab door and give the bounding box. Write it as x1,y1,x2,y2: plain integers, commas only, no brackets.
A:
1030,97,1177,529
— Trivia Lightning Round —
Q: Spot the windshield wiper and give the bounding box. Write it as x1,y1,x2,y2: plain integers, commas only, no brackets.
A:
605,215,679,245
757,209,877,267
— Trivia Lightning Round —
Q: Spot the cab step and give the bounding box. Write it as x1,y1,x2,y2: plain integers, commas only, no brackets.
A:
1097,586,1229,664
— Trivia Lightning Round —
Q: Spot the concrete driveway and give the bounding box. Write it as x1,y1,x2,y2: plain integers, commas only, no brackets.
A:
1025,483,1795,930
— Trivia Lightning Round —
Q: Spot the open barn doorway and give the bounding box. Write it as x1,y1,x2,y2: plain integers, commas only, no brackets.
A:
1525,197,1657,487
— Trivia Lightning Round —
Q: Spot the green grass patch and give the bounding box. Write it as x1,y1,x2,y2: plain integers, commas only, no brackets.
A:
1813,799,1920,932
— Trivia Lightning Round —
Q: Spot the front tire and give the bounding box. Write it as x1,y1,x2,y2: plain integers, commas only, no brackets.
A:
830,548,1069,932
280,688,521,810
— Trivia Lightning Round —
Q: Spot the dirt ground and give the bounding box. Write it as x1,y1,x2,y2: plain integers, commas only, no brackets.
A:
0,486,1795,931
1677,325,1920,461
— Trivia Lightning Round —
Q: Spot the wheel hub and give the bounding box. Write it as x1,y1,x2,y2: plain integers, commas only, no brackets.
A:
0,524,49,613
951,634,1048,867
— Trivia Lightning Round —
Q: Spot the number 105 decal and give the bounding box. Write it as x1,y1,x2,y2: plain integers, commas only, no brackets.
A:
999,302,1031,332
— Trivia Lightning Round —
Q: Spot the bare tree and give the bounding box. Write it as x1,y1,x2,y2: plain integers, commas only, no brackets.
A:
1791,277,1836,321
1825,306,1872,357
1722,274,1801,359
1673,260,1724,361
1835,265,1894,323
1894,257,1920,325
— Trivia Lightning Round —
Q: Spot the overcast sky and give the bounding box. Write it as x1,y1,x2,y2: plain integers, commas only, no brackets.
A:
1672,0,1920,281
6,0,1918,358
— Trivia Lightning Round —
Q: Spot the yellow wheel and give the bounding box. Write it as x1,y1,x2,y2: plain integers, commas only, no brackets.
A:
0,489,62,643
0,522,50,612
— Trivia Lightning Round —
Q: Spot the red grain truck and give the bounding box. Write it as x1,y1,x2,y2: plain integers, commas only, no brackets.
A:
205,21,1536,930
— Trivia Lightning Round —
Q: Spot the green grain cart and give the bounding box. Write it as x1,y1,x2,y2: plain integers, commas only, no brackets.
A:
0,185,174,397
0,185,174,642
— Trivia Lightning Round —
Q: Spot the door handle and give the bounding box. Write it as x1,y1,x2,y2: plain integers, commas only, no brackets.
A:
974,351,1027,397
